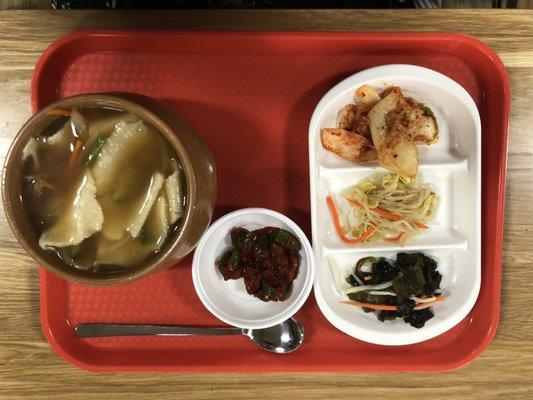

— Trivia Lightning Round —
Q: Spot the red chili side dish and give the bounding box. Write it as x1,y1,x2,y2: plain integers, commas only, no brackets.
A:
216,227,301,302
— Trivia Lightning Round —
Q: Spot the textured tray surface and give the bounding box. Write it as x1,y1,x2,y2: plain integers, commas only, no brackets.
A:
34,31,509,372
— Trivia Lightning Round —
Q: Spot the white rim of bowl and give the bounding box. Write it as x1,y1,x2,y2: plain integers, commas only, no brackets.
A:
192,208,315,329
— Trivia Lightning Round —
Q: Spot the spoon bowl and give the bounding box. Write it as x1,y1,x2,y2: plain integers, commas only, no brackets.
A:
245,317,304,353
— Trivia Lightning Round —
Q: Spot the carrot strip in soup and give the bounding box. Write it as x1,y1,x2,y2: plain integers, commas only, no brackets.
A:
68,140,83,171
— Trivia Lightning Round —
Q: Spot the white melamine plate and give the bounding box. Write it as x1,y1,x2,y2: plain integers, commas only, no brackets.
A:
192,208,315,330
309,65,481,346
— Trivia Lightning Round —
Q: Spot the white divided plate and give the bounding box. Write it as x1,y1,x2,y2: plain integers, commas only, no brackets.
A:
309,65,481,346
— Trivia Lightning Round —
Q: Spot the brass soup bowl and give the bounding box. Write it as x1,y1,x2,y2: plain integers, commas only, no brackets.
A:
2,93,217,285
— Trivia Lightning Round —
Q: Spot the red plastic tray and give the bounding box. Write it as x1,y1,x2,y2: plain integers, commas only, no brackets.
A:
33,31,510,372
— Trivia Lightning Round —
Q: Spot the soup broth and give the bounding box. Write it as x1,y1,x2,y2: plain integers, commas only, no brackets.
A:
21,107,185,271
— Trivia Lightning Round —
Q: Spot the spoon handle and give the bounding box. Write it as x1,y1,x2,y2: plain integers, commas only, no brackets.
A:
75,323,243,338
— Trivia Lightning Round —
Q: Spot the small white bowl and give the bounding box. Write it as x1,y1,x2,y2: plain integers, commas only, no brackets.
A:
192,208,315,329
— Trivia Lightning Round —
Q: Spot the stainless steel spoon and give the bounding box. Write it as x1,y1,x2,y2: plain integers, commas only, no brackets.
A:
75,317,304,354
